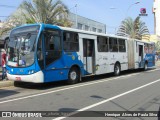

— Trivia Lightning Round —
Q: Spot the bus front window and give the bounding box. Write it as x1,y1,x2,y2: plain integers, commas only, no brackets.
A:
7,25,39,67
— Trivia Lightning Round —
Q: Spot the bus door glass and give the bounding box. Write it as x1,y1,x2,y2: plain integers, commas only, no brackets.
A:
44,29,61,67
139,45,143,62
137,42,144,66
83,39,95,74
37,34,44,69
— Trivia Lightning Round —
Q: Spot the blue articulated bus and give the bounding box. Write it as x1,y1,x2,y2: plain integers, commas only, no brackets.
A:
6,24,155,84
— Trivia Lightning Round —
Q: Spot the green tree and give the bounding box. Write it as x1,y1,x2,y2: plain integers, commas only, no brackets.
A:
116,16,150,40
0,15,22,36
155,41,160,51
20,0,72,26
0,0,72,38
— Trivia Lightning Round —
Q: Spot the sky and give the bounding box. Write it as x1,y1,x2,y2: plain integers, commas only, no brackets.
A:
0,0,155,34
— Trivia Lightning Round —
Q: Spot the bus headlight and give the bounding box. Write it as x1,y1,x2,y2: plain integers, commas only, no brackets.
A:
28,70,35,74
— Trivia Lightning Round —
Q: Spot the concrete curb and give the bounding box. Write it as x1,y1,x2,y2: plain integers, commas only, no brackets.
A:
0,80,14,88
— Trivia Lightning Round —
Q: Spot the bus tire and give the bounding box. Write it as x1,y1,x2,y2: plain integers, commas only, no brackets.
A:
144,62,148,71
68,67,80,84
114,63,121,76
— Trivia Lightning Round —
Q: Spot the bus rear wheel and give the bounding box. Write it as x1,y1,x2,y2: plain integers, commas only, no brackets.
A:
114,63,121,76
68,67,80,84
143,62,148,71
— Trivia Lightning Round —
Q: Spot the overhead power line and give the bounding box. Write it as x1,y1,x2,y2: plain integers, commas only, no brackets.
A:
0,16,9,18
0,5,16,8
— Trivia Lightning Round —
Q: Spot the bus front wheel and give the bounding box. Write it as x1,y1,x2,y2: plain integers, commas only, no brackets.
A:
68,67,80,84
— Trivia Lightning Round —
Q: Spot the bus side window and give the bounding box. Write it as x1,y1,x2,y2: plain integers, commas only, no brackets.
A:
109,37,118,52
44,30,61,66
53,36,61,51
37,35,43,60
139,45,143,56
144,43,149,53
63,32,79,52
49,36,54,50
118,39,126,52
97,36,108,52
50,43,54,50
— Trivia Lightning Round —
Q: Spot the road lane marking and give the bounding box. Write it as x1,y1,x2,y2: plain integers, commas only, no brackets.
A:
0,68,159,104
53,78,160,120
0,72,141,104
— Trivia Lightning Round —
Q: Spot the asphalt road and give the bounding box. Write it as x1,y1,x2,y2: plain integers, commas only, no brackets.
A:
0,68,160,120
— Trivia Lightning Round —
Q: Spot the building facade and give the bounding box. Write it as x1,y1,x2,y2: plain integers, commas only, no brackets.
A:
68,13,106,33
153,0,160,36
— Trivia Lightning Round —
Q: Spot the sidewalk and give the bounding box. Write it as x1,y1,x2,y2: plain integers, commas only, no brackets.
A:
0,67,14,88
156,60,160,67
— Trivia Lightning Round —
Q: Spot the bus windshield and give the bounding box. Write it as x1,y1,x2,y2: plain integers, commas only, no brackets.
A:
7,25,40,67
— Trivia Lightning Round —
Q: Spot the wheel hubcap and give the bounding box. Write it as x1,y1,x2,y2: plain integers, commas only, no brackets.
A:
70,71,77,80
145,64,147,70
115,66,119,74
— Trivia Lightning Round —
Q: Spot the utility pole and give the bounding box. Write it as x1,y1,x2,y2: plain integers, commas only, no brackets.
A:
110,1,140,36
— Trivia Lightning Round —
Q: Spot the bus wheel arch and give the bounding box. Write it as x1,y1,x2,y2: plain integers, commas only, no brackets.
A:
67,65,81,84
114,62,121,76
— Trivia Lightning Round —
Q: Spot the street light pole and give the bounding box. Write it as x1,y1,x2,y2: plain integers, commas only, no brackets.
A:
110,1,140,36
109,7,125,35
68,3,78,29
125,1,140,36
126,1,140,17
75,4,78,29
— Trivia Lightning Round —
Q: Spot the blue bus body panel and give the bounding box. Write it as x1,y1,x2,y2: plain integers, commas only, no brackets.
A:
142,53,155,68
6,52,84,83
145,53,155,67
43,52,84,82
6,64,36,75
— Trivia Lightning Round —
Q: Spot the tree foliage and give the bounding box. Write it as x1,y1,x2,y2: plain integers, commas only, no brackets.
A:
20,0,72,26
0,0,72,37
116,16,150,40
0,15,22,36
155,41,160,51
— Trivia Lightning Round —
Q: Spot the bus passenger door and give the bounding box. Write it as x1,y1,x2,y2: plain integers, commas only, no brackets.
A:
83,39,95,75
137,42,144,67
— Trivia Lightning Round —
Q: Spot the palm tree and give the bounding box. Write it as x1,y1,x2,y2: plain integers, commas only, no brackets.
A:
20,0,72,27
116,16,150,40
0,16,21,36
0,0,72,46
156,41,160,51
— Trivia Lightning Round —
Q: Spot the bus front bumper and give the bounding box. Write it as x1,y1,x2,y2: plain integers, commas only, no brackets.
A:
7,71,44,83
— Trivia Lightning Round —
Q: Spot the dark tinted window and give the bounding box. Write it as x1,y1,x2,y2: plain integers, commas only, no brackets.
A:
144,43,149,53
97,36,108,52
118,39,126,52
109,37,118,52
63,32,79,52
44,30,62,66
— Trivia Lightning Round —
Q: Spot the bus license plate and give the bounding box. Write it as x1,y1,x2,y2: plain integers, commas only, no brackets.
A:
16,77,21,81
